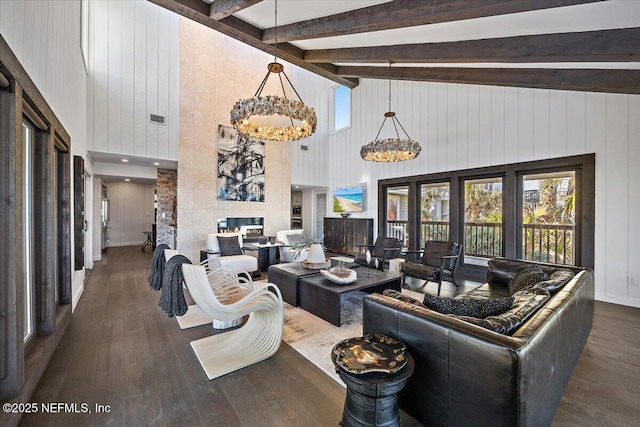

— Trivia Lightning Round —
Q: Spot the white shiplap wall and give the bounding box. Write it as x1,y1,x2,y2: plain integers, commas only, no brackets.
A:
86,0,179,160
308,78,640,307
104,181,156,247
0,0,89,309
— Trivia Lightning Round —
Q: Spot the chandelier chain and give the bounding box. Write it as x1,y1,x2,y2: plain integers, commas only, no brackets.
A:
388,61,392,112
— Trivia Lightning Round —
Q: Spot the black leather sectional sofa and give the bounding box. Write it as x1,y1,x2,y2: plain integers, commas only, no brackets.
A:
363,259,594,427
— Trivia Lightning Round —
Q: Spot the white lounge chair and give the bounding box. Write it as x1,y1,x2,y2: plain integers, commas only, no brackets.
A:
181,263,284,380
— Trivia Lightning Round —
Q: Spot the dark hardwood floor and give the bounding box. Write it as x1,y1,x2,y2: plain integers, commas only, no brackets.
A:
20,246,345,427
19,247,640,426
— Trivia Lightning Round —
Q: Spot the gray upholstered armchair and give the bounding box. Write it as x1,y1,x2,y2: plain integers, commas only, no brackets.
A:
401,240,461,295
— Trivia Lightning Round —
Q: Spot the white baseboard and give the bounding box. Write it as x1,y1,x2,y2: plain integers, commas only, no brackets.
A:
72,283,85,312
595,293,640,308
106,241,145,247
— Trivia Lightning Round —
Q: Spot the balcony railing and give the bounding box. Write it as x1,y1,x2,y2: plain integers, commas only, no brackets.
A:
386,220,575,265
465,222,502,258
523,223,574,265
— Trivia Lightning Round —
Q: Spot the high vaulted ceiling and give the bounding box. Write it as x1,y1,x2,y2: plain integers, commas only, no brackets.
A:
149,0,640,94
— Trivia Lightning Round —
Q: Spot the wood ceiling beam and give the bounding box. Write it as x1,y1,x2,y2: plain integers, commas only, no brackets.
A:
209,0,264,20
148,0,359,88
305,28,640,64
336,66,640,94
262,0,604,44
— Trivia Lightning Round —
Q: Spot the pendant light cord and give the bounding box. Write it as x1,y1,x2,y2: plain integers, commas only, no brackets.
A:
274,0,278,62
388,61,392,113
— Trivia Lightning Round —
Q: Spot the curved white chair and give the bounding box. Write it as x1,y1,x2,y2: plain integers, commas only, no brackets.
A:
206,232,258,279
181,263,284,380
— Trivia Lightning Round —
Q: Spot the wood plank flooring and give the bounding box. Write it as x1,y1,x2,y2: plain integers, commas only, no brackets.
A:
19,246,640,426
20,247,345,427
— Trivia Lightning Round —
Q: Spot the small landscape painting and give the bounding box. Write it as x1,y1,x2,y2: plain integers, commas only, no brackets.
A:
217,125,265,202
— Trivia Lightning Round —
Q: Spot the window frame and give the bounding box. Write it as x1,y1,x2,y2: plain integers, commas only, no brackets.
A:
378,154,594,281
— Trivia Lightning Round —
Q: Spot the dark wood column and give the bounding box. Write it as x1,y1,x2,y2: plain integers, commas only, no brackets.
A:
57,146,72,305
0,83,24,400
35,131,55,336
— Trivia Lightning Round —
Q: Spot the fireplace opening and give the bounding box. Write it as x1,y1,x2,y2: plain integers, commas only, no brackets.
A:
217,217,267,243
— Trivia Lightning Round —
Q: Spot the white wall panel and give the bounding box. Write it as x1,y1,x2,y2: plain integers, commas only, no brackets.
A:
88,0,178,161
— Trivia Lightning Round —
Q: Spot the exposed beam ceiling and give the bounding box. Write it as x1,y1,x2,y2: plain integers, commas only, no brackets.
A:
209,0,264,20
337,66,640,94
262,0,604,44
149,0,359,88
148,0,640,94
305,28,640,63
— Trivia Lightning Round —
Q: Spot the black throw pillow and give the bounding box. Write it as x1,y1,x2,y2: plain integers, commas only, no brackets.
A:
507,265,549,296
217,236,243,256
423,294,514,318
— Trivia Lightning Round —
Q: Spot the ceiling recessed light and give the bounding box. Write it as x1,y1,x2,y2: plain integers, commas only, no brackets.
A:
122,159,128,162
153,162,159,166
125,178,130,182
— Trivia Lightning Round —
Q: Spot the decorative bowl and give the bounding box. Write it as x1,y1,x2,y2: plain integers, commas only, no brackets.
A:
320,267,357,284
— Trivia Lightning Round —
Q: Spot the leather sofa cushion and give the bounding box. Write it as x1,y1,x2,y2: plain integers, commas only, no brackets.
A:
507,265,549,295
423,294,514,318
383,289,427,308
454,286,551,335
218,236,243,256
486,259,526,285
537,269,575,293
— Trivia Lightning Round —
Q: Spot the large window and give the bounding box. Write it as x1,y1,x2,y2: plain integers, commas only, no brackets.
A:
385,186,409,248
521,171,576,265
379,155,594,277
332,85,351,131
420,182,450,246
464,177,503,263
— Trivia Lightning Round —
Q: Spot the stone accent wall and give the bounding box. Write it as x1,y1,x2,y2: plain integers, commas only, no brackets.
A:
157,168,177,247
177,18,292,262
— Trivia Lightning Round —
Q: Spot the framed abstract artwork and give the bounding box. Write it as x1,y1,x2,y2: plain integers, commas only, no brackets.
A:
217,125,265,202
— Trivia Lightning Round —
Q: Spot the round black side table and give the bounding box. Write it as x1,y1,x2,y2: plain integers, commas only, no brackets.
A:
331,337,415,427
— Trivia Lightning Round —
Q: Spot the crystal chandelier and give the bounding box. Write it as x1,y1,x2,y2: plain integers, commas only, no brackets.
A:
230,0,317,142
360,62,421,162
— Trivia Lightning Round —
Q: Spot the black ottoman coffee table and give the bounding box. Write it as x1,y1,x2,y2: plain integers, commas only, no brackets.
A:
332,334,414,427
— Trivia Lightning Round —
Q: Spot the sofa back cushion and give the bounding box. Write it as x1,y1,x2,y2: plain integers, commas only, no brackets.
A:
486,259,525,285
454,287,551,335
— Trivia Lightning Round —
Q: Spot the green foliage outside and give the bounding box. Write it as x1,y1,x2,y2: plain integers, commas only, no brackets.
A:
333,196,344,212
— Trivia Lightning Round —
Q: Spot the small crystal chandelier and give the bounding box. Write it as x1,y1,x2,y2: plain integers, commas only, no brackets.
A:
360,62,421,162
230,0,316,142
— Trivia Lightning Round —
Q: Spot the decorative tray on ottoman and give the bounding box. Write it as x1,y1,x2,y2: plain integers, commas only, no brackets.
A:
332,333,407,374
320,263,357,284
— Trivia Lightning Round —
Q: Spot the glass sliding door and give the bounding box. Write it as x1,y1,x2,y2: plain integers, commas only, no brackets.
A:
464,177,503,263
22,121,35,343
385,186,409,248
420,182,450,247
521,171,576,265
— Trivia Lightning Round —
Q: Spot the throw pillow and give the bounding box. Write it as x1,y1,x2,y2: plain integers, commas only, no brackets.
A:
423,294,514,318
507,265,549,296
537,269,575,293
383,289,427,308
286,233,306,246
217,236,243,256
